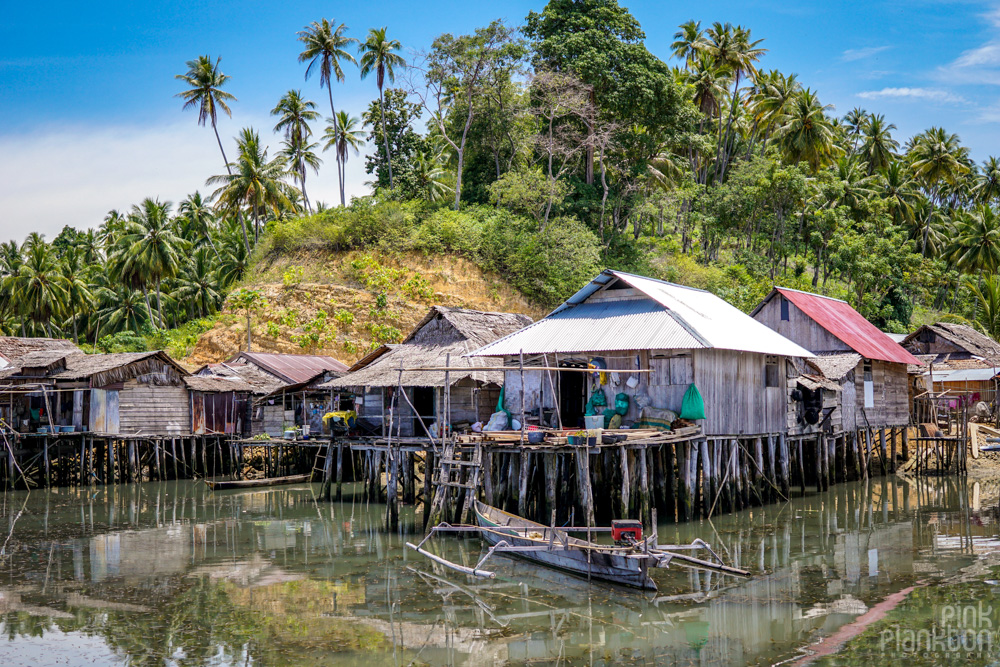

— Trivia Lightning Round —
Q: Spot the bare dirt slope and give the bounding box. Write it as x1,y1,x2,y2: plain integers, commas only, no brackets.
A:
184,250,544,368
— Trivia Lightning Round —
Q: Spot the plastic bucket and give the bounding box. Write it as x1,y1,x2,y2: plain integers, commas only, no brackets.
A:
584,415,604,430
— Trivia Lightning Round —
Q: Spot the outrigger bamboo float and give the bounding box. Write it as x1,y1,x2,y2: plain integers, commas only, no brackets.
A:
204,473,312,491
407,500,750,591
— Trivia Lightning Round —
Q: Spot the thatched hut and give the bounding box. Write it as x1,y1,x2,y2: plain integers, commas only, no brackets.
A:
0,350,189,436
183,375,256,436
323,306,533,436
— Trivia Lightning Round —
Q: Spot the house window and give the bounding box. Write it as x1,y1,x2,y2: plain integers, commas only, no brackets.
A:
765,356,780,388
780,297,789,321
863,360,874,408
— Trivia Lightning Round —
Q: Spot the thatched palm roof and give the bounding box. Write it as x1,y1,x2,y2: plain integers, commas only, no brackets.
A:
324,306,532,389
903,322,1000,363
0,351,187,387
183,375,256,393
0,337,81,366
194,363,285,395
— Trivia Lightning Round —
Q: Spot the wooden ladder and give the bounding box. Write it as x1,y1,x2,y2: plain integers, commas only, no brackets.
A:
428,441,482,524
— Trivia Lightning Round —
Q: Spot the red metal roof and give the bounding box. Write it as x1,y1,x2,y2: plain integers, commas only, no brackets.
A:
229,352,348,384
774,288,923,366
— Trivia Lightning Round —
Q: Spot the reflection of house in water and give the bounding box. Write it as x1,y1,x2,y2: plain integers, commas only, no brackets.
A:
87,525,191,581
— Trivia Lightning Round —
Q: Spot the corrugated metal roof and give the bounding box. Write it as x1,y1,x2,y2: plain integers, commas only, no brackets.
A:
770,288,922,366
472,271,813,358
228,352,348,385
929,367,999,383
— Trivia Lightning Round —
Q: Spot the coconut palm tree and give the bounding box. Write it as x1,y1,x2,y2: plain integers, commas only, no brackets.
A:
881,160,919,226
208,128,297,244
279,135,322,212
842,107,868,155
112,198,186,329
298,19,358,202
175,248,222,318
949,205,1000,287
683,54,731,124
908,199,948,257
321,111,365,206
671,21,707,66
60,247,93,343
10,238,67,337
178,192,221,260
908,127,970,206
975,156,1000,205
412,147,452,203
968,273,1000,340
175,56,237,174
359,27,405,189
859,114,898,175
775,88,839,172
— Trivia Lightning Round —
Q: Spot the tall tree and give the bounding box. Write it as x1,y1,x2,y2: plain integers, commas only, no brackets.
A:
298,19,358,206
10,237,67,337
322,111,365,206
859,113,898,175
175,56,237,173
359,27,405,189
60,247,93,343
671,20,706,66
775,88,839,172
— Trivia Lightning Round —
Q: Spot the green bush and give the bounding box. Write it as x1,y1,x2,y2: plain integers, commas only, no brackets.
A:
411,208,482,258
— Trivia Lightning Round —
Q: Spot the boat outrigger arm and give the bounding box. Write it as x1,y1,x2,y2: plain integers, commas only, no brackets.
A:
406,522,752,582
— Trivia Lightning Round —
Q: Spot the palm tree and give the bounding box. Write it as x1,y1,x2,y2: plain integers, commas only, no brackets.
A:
683,54,731,125
908,199,948,257
908,127,970,206
298,19,358,203
750,71,800,152
178,192,221,261
976,156,1000,205
175,248,222,318
60,247,93,343
321,111,365,206
842,107,868,154
968,274,1000,340
950,205,1000,288
412,148,452,202
775,88,839,172
279,135,322,212
859,114,898,174
832,156,878,213
881,160,919,226
208,128,297,245
96,283,149,336
671,21,707,66
175,56,237,174
271,90,320,212
359,27,405,189
10,238,67,337
112,198,186,329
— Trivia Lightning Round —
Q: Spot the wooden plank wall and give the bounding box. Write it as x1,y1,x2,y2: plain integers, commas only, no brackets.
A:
853,360,908,428
754,296,853,354
694,349,786,436
118,381,189,436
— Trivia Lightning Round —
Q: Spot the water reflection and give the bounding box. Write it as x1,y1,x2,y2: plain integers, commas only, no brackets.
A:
0,475,993,665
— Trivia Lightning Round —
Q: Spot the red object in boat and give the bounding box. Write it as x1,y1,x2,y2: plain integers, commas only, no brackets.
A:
612,519,642,544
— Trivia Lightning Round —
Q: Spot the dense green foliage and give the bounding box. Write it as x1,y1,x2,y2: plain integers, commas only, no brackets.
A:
5,0,1000,351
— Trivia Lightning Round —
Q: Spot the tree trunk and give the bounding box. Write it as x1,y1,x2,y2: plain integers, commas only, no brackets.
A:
378,85,393,189
155,278,165,329
327,82,344,207
141,287,156,328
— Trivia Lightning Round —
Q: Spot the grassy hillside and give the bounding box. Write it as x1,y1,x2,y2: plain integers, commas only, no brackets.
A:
183,249,544,367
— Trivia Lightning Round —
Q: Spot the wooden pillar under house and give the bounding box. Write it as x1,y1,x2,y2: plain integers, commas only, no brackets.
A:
576,446,595,528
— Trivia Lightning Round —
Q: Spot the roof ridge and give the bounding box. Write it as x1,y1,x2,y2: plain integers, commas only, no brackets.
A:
775,286,848,304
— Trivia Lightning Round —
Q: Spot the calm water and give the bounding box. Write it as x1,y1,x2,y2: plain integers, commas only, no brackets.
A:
0,476,995,666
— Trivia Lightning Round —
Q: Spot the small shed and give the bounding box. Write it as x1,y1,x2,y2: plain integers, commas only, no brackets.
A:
0,350,190,436
470,271,812,437
751,287,921,435
183,375,256,436
323,307,533,436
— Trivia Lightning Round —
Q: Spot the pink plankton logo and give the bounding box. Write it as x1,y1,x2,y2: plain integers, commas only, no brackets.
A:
879,603,996,657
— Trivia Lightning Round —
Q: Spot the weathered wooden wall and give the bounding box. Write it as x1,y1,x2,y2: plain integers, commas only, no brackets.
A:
118,381,189,436
754,296,853,354
89,388,120,434
855,360,909,428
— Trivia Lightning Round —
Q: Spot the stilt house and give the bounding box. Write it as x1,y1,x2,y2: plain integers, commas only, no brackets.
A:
469,271,812,437
323,307,533,436
183,375,256,436
751,288,921,436
0,350,190,435
901,322,1000,403
196,351,348,437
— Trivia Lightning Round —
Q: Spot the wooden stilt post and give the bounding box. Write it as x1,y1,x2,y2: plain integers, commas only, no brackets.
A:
545,453,557,523
639,446,651,527
518,450,531,518
879,428,887,475
619,445,630,519
336,442,344,501
778,434,790,498
576,445,595,527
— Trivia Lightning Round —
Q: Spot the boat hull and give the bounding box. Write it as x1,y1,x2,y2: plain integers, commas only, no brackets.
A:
205,473,312,490
474,500,656,591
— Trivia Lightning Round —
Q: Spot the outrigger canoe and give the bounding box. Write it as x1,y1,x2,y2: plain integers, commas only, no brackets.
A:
407,500,750,592
204,473,312,491
474,500,658,590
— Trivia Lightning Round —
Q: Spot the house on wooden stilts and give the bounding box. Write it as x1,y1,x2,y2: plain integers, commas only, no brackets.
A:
751,287,923,476
468,270,814,522
323,306,533,437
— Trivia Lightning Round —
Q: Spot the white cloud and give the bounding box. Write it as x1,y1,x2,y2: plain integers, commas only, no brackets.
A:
0,119,372,244
934,5,1000,85
841,46,891,62
856,87,968,104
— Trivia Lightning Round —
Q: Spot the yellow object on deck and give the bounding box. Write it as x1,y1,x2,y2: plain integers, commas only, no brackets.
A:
323,410,357,429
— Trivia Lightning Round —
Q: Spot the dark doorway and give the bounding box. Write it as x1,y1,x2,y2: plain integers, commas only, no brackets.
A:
411,387,436,429
559,370,586,429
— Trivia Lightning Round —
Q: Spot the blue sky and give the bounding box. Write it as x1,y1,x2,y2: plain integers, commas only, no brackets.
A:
1,0,999,241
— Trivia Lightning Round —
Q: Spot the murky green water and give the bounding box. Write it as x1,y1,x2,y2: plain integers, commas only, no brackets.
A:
0,476,996,666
